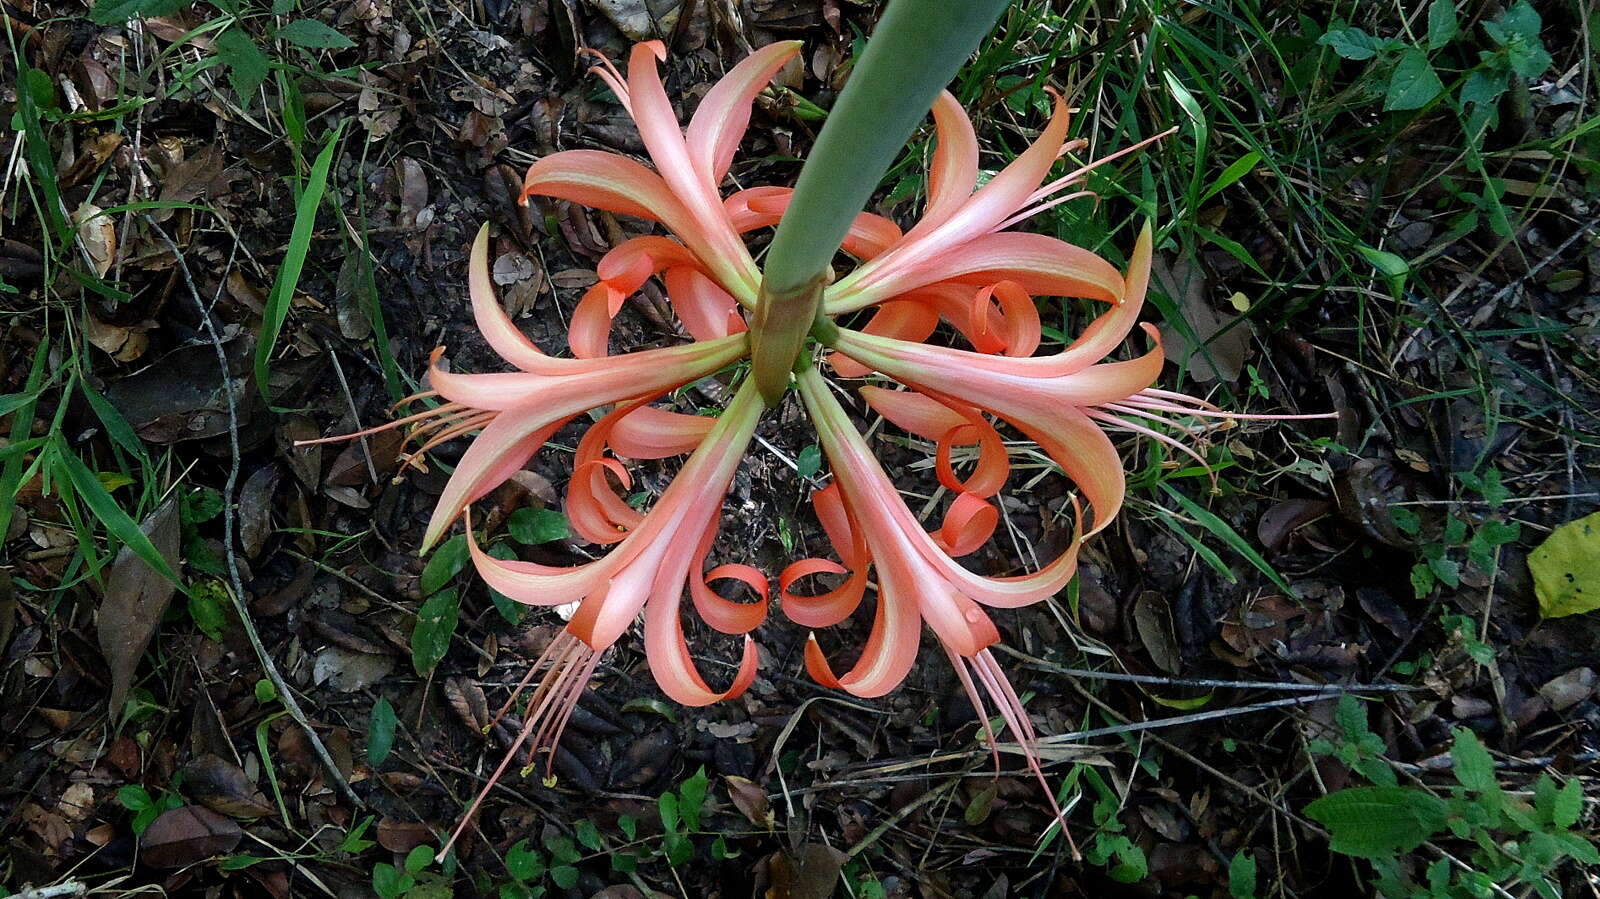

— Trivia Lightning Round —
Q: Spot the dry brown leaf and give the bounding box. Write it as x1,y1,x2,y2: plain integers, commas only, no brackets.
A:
179,754,273,819
98,499,181,715
140,805,242,867
723,775,773,830
758,843,848,899
444,676,490,736
1153,254,1251,383
73,202,115,277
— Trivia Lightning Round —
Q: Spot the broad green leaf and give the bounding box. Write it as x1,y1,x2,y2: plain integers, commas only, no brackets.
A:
1529,511,1600,618
215,29,271,108
1229,852,1258,899
410,589,459,675
1450,727,1496,792
1318,26,1382,60
367,696,397,765
88,0,188,25
1304,786,1446,858
421,533,469,595
1554,778,1582,829
1426,0,1458,48
187,580,229,641
275,19,355,49
679,767,709,830
1385,49,1445,111
795,444,823,481
1356,244,1409,279
506,507,570,545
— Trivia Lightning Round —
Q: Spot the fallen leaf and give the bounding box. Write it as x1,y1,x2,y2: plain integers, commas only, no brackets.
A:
587,0,681,40
312,647,395,693
1537,668,1596,712
759,843,848,899
1530,511,1600,618
98,500,181,715
1133,590,1181,674
724,775,773,830
72,202,115,277
1153,254,1251,382
179,754,273,819
444,676,490,735
376,817,436,852
140,805,243,867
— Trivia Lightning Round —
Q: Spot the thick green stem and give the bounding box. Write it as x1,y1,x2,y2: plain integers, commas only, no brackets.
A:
748,0,1012,405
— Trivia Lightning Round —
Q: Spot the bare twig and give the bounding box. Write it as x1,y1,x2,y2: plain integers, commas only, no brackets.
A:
144,217,362,811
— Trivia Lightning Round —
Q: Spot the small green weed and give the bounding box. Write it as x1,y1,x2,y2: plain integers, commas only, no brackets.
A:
1307,696,1595,897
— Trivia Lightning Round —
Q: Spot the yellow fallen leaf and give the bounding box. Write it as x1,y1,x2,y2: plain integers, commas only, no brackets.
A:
1530,511,1600,618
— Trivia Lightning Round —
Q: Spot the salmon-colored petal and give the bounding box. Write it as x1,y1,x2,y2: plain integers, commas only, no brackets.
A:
1051,221,1153,371
724,186,903,260
686,40,803,184
424,412,566,551
859,386,974,443
625,43,759,297
568,285,616,359
779,557,867,628
827,300,938,379
933,408,1008,499
934,493,998,557
691,553,769,634
968,280,1041,358
522,150,687,228
831,94,1072,307
565,458,641,545
463,508,614,605
522,150,756,303
663,267,746,341
916,91,979,235
828,231,1124,314
610,404,716,459
646,598,760,706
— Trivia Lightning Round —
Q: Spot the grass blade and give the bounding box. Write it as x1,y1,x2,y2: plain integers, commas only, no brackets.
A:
255,121,346,404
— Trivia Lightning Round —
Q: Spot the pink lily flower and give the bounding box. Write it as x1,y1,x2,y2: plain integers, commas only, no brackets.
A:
439,378,766,854
522,40,902,357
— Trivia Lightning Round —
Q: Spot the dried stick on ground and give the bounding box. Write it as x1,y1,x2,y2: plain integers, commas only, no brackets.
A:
144,216,362,811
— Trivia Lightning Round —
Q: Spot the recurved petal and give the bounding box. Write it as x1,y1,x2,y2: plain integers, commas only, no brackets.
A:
686,40,803,184
916,90,979,234
424,412,566,551
828,232,1123,314
522,149,689,227
610,404,717,459
463,509,613,605
827,300,938,379
662,267,746,341
724,187,902,260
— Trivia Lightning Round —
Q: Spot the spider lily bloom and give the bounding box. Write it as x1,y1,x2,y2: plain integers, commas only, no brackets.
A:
789,366,1082,850
440,379,767,855
522,40,903,358
817,90,1176,360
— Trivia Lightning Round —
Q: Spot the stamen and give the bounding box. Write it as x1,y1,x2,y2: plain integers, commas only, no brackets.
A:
945,646,1000,776
441,632,600,858
994,189,1098,233
1085,408,1214,474
292,402,466,446
1028,127,1180,206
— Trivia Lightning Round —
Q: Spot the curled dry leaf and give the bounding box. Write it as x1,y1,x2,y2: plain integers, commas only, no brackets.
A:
72,202,115,277
723,775,774,830
140,805,243,868
98,499,181,715
445,676,491,735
